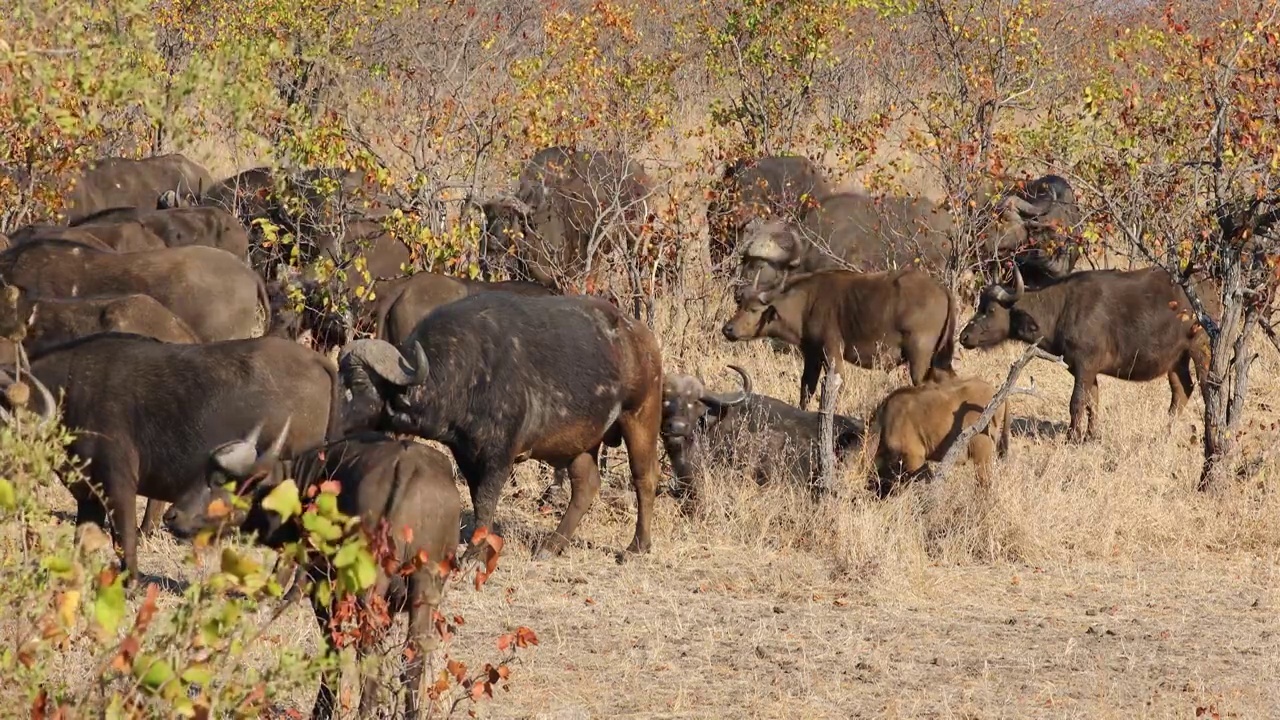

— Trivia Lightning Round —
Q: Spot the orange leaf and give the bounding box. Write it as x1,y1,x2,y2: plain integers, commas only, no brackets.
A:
400,526,413,543
134,584,160,634
515,626,539,648
496,633,513,652
447,659,467,682
318,480,342,495
470,526,490,545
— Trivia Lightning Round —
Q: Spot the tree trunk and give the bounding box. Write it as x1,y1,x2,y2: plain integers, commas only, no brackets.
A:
1199,264,1259,490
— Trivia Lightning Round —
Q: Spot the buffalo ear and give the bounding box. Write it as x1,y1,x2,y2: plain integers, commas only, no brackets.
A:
1010,309,1040,339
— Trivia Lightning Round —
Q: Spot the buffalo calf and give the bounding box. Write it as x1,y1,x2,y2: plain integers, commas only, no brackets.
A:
958,266,1210,442
165,430,461,720
868,375,1010,497
339,292,663,563
722,268,957,409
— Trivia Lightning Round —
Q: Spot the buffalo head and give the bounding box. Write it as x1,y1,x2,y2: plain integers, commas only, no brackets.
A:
662,365,751,439
163,418,292,541
722,277,807,346
474,195,535,278
959,265,1042,348
0,343,56,429
733,219,804,303
337,338,430,433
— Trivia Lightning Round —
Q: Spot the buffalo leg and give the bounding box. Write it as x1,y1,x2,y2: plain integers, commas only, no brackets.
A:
619,395,662,556
1085,378,1102,441
459,455,512,567
88,445,142,583
138,500,167,536
1168,360,1194,416
1067,370,1096,443
904,336,936,385
402,572,444,719
968,435,997,487
537,451,601,559
798,344,824,411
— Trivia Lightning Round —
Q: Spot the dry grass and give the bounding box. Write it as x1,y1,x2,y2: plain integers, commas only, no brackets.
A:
24,282,1280,719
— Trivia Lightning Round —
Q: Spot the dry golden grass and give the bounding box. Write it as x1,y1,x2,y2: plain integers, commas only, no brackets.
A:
28,279,1280,719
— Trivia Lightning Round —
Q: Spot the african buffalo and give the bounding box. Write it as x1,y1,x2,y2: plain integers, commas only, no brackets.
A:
338,291,663,564
737,175,1082,299
722,268,958,409
661,365,864,496
7,221,168,253
867,375,1011,497
477,146,652,291
374,272,556,346
164,430,461,720
71,205,251,259
0,240,270,342
706,155,830,270
2,333,344,581
958,265,1211,442
63,154,213,223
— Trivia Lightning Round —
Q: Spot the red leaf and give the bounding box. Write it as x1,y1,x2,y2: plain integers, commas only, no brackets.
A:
496,633,513,652
400,526,413,543
447,659,467,682
30,689,48,720
317,480,342,495
515,626,539,648
453,615,465,626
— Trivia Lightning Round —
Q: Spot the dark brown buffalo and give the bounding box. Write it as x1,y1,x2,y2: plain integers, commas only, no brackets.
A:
981,174,1084,287
0,286,201,534
722,269,958,409
477,146,652,291
63,154,213,223
165,430,460,720
339,292,664,564
71,205,251,259
706,155,830,270
3,333,344,581
0,240,269,342
7,222,167,253
958,265,1211,441
661,365,864,496
867,375,1011,497
374,272,556,345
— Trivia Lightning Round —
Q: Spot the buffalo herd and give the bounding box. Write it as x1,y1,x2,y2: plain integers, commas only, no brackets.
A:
0,150,1219,718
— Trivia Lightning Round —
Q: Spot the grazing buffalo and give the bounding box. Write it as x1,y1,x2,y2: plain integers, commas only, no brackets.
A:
722,268,958,409
165,430,461,720
661,365,864,495
374,272,556,346
71,205,251,259
477,146,652,291
7,221,168,253
867,375,1011,497
0,240,269,342
338,292,663,563
958,266,1211,442
706,155,830,270
63,154,213,223
2,333,345,581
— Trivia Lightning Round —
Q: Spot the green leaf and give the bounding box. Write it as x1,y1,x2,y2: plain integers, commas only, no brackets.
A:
261,480,302,521
0,478,15,511
94,573,126,636
315,492,339,520
41,555,74,579
301,512,343,542
332,540,361,569
220,548,262,581
181,663,213,687
132,653,177,694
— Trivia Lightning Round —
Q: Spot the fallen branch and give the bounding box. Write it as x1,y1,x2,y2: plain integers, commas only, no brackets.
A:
934,344,1066,483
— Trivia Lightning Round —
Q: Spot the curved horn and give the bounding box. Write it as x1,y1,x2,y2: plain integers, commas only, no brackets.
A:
1010,263,1025,301
28,373,55,426
703,364,752,408
243,420,265,450
260,415,291,465
742,232,793,265
1006,195,1044,217
340,338,429,387
211,440,260,478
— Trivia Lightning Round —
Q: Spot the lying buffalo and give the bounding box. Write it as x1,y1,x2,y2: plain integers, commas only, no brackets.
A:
867,375,1011,497
62,153,213,223
706,155,830,271
2,333,344,581
661,365,864,496
477,146,652,292
722,268,957,409
0,240,269,342
374,272,556,346
959,265,1211,442
70,205,251,259
339,292,663,564
165,430,461,720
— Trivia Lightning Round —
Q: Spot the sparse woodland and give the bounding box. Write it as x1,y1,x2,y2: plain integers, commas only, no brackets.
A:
1,0,1279,717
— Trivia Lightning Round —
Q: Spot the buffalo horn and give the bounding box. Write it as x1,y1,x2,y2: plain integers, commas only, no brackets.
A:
1006,194,1045,218
259,416,291,465
14,344,55,427
742,233,793,265
342,338,430,387
702,365,752,408
212,440,259,478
